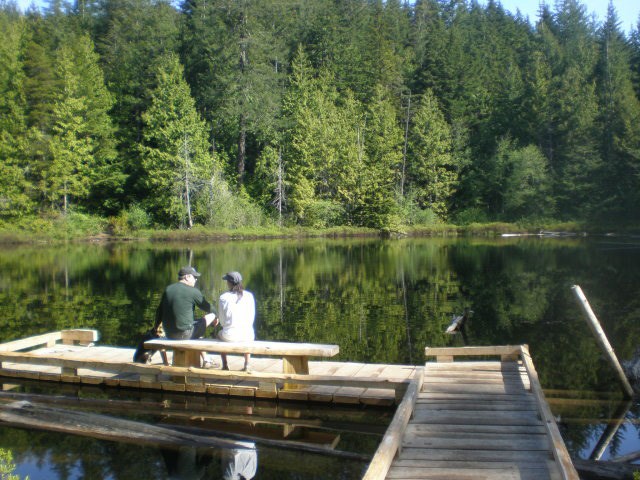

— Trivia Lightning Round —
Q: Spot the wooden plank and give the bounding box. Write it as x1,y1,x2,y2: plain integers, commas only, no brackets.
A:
405,423,547,435
425,345,522,358
411,409,542,425
60,329,99,345
415,400,537,412
423,371,524,380
358,363,402,406
390,459,559,470
422,383,528,395
400,434,550,451
419,392,533,402
308,362,366,402
397,447,553,462
0,332,62,352
423,376,528,386
333,363,389,404
145,339,339,357
424,362,522,372
386,465,552,480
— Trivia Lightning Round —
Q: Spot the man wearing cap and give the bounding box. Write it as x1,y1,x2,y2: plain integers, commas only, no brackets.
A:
212,271,255,371
154,266,217,341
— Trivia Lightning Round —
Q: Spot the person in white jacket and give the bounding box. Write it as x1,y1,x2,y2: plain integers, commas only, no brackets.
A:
214,271,255,371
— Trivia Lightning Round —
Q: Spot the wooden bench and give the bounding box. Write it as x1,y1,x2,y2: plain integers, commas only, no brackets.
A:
143,338,339,376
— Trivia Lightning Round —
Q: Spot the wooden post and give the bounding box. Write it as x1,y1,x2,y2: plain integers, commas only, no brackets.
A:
571,285,634,399
282,355,308,390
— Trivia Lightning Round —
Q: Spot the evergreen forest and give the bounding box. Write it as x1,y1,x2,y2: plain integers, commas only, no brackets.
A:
1,0,640,232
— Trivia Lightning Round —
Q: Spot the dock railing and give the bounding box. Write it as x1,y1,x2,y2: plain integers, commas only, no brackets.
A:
361,367,424,480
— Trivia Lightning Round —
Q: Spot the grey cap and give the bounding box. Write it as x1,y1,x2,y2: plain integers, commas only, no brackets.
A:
179,266,201,277
223,271,242,284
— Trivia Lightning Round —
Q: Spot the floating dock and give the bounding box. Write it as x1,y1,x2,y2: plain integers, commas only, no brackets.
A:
0,330,413,406
0,331,579,479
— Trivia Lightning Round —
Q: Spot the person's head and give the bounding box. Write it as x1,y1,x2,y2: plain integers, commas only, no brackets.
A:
222,271,244,293
178,266,201,287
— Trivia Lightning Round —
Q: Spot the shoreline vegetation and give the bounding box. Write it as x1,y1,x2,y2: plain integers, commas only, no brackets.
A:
0,213,634,245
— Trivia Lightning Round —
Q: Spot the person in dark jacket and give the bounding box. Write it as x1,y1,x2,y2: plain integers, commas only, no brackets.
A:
154,266,216,340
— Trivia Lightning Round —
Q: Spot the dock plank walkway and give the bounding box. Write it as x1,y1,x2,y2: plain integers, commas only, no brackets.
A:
388,361,560,479
363,346,579,480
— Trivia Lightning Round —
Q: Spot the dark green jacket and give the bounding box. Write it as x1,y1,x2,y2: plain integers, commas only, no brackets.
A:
154,282,212,335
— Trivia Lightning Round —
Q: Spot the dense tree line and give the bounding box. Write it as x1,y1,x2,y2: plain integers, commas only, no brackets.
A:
1,0,639,230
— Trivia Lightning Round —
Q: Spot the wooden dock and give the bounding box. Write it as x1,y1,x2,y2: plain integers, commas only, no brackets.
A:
0,329,413,406
363,346,579,480
0,332,581,479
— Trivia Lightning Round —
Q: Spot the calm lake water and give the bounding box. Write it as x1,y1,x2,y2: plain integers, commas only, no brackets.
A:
1,235,639,478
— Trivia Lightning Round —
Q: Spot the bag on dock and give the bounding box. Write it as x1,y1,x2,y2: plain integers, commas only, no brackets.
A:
133,327,160,364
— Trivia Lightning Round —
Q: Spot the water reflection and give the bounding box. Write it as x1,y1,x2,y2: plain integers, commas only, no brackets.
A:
162,446,212,480
220,444,257,480
2,379,381,479
1,236,640,471
160,444,257,480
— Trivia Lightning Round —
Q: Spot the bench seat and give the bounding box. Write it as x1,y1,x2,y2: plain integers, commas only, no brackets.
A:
144,339,339,376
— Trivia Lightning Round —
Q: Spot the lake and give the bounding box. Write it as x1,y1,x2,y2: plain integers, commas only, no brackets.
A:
0,235,639,478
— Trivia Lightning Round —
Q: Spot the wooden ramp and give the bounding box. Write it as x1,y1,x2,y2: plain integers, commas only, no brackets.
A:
363,346,579,480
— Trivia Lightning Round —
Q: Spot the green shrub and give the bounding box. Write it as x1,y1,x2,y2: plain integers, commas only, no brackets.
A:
302,200,345,228
54,212,106,238
110,205,152,235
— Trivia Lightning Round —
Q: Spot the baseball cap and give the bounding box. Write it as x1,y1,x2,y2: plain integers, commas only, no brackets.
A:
222,271,242,284
179,266,201,277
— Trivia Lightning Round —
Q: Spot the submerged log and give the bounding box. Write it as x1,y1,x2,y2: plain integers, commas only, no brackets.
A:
0,400,249,450
0,399,369,460
573,458,640,480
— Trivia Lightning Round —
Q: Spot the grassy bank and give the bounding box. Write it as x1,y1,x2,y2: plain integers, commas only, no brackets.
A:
0,212,611,245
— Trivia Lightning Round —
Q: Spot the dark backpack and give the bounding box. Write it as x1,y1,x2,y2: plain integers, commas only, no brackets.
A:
133,328,160,363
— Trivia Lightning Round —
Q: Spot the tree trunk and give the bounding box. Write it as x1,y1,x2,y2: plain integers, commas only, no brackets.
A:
237,114,246,184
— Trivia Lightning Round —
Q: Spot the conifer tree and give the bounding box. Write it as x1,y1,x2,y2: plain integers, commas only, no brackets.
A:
140,53,221,228
406,89,457,219
0,8,33,217
94,0,180,203
43,34,116,213
630,18,640,97
357,84,404,229
181,0,289,186
534,0,601,218
594,4,640,221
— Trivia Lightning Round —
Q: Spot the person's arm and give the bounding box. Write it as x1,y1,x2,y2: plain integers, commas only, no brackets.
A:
153,293,165,332
194,289,213,315
247,293,256,327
